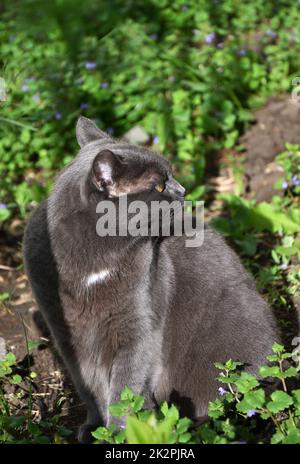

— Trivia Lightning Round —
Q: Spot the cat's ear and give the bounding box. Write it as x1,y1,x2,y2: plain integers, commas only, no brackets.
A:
92,149,123,191
76,116,109,147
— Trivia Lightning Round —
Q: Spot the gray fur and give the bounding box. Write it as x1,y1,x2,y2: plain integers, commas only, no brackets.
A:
23,117,279,442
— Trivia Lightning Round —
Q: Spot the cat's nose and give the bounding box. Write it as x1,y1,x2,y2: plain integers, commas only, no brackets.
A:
168,179,185,198
174,180,185,197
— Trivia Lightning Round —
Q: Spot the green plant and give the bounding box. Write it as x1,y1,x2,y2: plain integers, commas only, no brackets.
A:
0,350,72,444
2,1,300,218
91,343,300,444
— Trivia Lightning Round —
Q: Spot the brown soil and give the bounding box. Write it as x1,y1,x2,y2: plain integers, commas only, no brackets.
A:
241,94,300,202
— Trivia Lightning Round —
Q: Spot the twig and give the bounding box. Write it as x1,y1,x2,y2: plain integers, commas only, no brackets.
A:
0,264,17,271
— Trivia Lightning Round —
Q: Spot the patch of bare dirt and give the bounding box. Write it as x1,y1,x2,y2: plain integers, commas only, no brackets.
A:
241,94,300,202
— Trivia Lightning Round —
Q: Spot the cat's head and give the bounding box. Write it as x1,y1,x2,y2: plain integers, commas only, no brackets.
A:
76,116,185,204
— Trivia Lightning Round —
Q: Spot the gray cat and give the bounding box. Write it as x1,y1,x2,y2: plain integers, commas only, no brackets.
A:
23,116,279,442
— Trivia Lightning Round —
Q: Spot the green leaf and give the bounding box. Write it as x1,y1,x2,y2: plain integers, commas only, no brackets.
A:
176,417,192,435
20,129,31,144
10,374,22,385
178,432,192,443
126,416,157,444
250,203,300,234
4,352,16,366
133,395,144,413
186,185,205,201
0,208,10,222
120,386,134,401
114,430,126,444
292,390,300,410
271,430,284,444
272,343,285,354
225,359,243,371
208,399,225,419
281,367,298,378
6,416,26,429
27,339,45,352
282,428,300,444
137,410,152,422
259,365,281,378
92,425,115,443
160,401,169,417
214,362,226,370
164,404,179,423
267,391,293,413
236,389,265,414
0,292,10,301
109,403,128,417
235,372,259,394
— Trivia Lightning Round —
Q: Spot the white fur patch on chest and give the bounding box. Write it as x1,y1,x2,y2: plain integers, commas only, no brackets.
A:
85,269,111,287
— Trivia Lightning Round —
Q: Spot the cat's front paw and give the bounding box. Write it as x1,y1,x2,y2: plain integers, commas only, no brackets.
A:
78,423,99,444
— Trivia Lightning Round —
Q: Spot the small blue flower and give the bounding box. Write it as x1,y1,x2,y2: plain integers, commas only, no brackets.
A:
181,5,188,11
21,84,29,92
292,175,300,186
55,112,62,120
32,94,40,102
0,203,7,209
100,82,109,89
204,32,216,44
266,30,277,39
247,409,257,418
153,135,159,144
85,62,97,70
149,33,158,41
80,102,89,110
107,127,114,135
218,387,227,396
238,49,246,56
217,42,224,49
282,180,289,189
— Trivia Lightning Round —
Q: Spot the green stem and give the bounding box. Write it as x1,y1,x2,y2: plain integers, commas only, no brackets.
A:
0,116,37,131
278,360,287,392
268,411,285,435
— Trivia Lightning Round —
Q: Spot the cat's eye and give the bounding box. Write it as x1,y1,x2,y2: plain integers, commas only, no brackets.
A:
155,182,165,193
